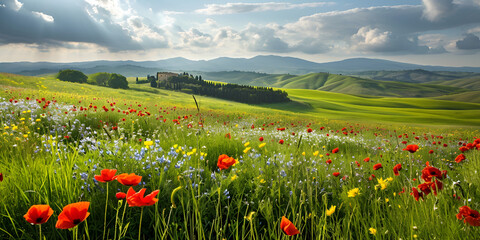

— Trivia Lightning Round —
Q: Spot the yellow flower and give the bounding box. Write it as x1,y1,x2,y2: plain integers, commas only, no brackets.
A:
244,211,255,221
385,198,389,203
369,228,377,235
302,151,306,156
319,154,324,158
23,134,28,138
244,142,250,147
144,140,154,148
260,179,266,184
231,175,238,181
348,188,360,198
243,147,251,154
259,143,266,148
326,205,336,216
313,151,319,156
36,119,41,122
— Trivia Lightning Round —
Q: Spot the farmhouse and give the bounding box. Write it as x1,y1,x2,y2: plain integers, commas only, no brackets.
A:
157,72,178,82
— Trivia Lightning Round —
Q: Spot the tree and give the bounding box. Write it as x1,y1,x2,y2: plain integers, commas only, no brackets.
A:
57,69,87,83
107,73,128,89
89,72,111,86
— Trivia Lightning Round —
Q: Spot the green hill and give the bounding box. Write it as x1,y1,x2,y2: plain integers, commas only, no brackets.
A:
270,73,467,98
430,77,480,90
353,69,480,83
432,90,480,103
2,72,480,126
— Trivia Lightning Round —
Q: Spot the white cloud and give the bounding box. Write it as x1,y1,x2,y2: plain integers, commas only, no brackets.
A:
195,2,333,15
32,11,54,23
12,0,23,11
422,0,453,21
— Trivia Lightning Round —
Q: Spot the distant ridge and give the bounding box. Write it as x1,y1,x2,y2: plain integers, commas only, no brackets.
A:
1,55,480,76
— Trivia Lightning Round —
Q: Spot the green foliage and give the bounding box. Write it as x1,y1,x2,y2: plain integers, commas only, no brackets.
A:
56,69,87,83
107,73,129,89
89,72,111,86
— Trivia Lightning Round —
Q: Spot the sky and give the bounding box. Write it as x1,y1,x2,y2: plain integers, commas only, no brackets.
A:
0,0,480,66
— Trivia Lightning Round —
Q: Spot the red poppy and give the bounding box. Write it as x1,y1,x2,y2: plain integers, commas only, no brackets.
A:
332,148,339,154
429,150,434,154
55,202,90,229
457,206,480,226
116,173,142,186
259,137,264,142
225,133,231,139
421,165,443,182
363,157,370,162
403,144,419,153
0,172,3,182
217,154,237,170
455,154,466,163
94,169,117,182
307,128,313,133
326,159,332,164
332,172,340,177
126,187,159,207
417,182,433,196
410,187,423,201
116,192,126,200
373,163,383,170
279,139,284,144
280,216,300,236
393,164,402,176
459,146,469,152
24,205,54,225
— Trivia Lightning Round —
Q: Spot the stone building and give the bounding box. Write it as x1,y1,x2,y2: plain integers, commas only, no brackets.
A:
157,72,178,82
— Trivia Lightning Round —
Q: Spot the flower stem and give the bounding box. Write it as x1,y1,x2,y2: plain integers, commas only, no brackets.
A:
103,182,109,240
38,224,42,240
138,207,144,240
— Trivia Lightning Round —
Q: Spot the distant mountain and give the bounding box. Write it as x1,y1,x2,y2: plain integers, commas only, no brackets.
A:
352,69,480,83
1,55,480,77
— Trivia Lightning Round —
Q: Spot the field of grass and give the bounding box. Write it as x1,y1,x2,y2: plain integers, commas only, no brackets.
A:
431,77,480,91
1,73,480,239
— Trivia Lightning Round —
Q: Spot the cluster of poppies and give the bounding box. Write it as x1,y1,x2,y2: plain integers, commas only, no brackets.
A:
410,162,447,201
23,169,159,230
455,138,480,163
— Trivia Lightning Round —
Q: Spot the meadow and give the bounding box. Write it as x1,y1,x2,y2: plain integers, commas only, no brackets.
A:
0,73,479,239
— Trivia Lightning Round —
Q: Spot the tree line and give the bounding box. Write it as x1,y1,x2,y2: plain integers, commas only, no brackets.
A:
57,70,128,89
151,73,290,104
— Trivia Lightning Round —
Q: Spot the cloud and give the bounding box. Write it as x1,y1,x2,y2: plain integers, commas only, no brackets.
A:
195,2,332,15
179,28,214,48
456,33,480,49
422,0,453,21
32,11,54,22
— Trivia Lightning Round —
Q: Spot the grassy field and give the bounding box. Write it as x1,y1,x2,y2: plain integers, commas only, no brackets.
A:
1,73,480,239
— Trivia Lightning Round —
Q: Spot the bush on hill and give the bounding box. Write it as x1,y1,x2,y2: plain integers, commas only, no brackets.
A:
57,69,87,83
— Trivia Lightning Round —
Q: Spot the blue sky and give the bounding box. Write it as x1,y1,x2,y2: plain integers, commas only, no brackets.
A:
0,0,480,66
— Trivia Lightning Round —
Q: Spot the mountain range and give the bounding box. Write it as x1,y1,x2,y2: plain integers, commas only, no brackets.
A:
2,55,480,77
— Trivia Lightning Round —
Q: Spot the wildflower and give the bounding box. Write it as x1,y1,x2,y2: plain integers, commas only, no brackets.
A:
393,164,402,176
457,206,480,226
375,178,391,190
455,154,466,163
24,205,54,225
369,228,377,235
307,128,313,133
126,187,159,207
259,143,266,148
326,159,332,164
116,192,126,200
332,172,340,177
231,175,238,181
244,211,256,221
332,148,339,154
244,142,250,147
243,147,251,154
0,173,3,182
144,140,154,148
363,157,370,162
280,216,300,236
373,163,383,170
279,139,284,144
94,169,117,182
348,188,360,198
217,154,238,170
403,144,419,153
326,205,336,216
55,202,90,229
259,137,264,141
116,173,142,186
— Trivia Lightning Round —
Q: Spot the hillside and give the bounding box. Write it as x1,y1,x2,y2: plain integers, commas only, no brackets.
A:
353,69,480,83
430,77,480,90
432,91,480,103
2,55,480,77
2,72,480,126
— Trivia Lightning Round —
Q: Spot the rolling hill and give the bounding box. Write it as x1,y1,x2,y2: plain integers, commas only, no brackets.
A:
353,69,480,83
429,77,480,90
203,72,468,98
1,72,480,126
2,55,480,77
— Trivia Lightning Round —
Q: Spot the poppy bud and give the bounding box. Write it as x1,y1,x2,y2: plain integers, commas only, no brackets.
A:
116,192,126,200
